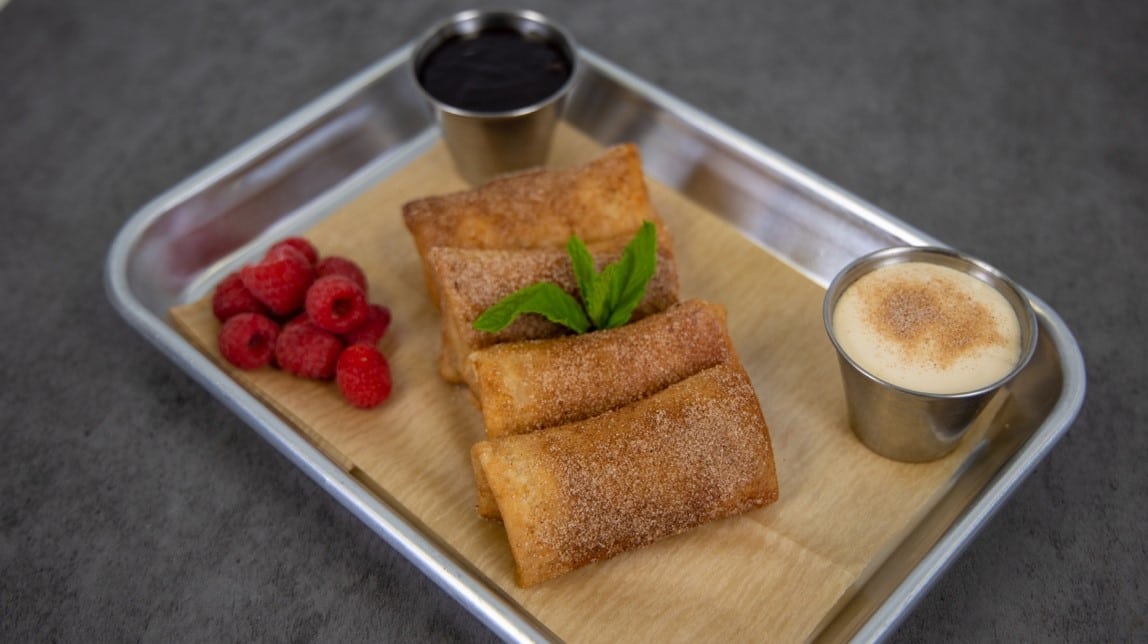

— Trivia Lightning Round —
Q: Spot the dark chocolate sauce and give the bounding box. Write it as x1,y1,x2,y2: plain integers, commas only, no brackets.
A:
417,28,572,113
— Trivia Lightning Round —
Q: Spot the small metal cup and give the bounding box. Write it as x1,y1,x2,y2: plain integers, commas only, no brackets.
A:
823,246,1039,462
410,10,579,185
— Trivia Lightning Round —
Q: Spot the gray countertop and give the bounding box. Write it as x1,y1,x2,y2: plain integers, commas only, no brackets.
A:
3,0,1143,641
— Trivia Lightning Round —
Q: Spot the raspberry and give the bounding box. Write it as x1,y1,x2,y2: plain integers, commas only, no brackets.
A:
305,275,369,334
268,237,319,266
212,271,268,322
274,318,344,379
212,238,398,408
281,312,310,330
341,304,392,346
336,344,392,408
316,256,368,291
241,245,315,316
218,313,279,369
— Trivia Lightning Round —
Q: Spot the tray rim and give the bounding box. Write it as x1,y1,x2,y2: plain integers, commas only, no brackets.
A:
104,42,1086,644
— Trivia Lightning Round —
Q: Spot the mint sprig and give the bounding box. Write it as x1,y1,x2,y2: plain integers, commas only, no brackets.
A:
471,281,590,334
472,221,658,335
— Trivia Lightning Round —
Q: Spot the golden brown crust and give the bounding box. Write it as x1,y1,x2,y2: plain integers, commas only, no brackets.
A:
466,299,739,437
402,143,658,302
429,244,680,382
471,363,779,587
470,443,501,520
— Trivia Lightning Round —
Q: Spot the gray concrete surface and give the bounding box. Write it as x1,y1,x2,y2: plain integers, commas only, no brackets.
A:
2,0,1144,641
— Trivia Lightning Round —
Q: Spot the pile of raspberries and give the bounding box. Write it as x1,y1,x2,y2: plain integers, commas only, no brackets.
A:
212,237,393,408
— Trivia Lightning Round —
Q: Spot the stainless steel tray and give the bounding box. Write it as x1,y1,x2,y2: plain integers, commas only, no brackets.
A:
105,43,1086,642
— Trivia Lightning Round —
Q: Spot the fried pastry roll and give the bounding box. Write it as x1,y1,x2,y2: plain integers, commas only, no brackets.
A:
471,363,779,587
428,243,680,383
465,299,738,438
403,143,659,302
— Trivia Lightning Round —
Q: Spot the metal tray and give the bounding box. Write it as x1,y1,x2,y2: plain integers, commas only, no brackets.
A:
105,44,1086,642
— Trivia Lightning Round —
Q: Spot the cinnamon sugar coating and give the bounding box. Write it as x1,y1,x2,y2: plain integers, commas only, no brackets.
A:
466,299,737,437
403,143,658,303
471,363,779,587
429,243,679,382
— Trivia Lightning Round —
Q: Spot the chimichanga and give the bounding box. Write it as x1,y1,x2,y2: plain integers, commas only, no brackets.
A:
471,363,779,587
402,143,658,303
428,243,680,383
465,299,738,438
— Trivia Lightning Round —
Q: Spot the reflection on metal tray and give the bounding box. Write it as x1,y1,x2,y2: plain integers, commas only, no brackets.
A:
105,43,1085,643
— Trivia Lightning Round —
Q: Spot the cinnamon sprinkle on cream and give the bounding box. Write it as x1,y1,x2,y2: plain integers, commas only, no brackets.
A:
832,261,1022,394
863,274,1006,370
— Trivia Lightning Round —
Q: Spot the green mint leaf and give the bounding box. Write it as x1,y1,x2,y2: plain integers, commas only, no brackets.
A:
472,281,591,335
566,235,604,325
472,220,659,336
592,262,620,329
601,221,657,329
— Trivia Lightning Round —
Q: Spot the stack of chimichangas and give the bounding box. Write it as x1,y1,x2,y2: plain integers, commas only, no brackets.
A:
403,143,779,587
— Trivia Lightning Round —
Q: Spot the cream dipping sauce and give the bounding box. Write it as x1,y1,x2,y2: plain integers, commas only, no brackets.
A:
832,262,1021,394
